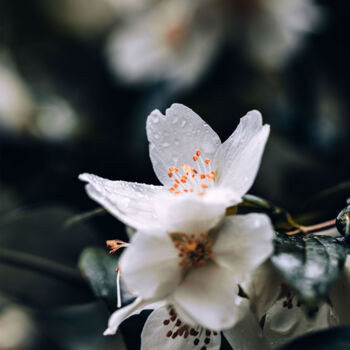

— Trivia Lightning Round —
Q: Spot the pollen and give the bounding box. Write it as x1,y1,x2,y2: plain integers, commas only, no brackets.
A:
106,239,129,254
172,232,213,270
167,149,216,196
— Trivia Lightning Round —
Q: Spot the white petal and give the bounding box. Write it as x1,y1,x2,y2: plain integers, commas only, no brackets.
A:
120,230,182,300
79,173,163,229
104,297,164,335
213,214,274,282
106,0,224,87
330,255,350,325
141,307,221,350
154,192,226,234
215,110,270,197
173,264,241,330
223,299,269,350
263,299,336,349
146,104,221,186
241,261,283,321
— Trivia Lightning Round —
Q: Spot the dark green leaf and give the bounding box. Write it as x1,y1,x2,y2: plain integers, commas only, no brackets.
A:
79,247,134,310
271,232,346,306
278,326,350,350
0,206,101,307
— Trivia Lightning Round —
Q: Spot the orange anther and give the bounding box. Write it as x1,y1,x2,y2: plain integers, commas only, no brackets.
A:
200,174,206,179
190,188,194,192
201,183,208,189
184,189,188,193
175,179,180,184
198,192,204,196
196,150,201,156
182,164,191,174
192,169,198,174
174,167,179,172
170,187,175,191
205,158,210,164
174,184,178,188
168,172,173,178
192,155,198,161
192,174,195,178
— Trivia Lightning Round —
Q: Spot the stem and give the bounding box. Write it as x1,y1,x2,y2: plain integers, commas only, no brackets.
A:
0,248,90,291
286,219,336,236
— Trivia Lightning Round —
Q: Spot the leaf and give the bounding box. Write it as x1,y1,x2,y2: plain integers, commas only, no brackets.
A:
230,194,300,232
0,206,101,307
278,326,350,350
271,232,346,306
79,247,135,311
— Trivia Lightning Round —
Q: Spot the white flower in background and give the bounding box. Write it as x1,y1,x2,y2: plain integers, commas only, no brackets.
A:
106,0,322,87
79,103,270,230
106,0,224,88
0,57,34,133
225,261,338,350
244,0,323,69
103,205,274,347
225,298,336,350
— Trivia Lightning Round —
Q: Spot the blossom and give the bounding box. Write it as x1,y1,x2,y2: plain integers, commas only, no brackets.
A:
225,262,337,350
79,103,270,230
103,206,274,347
105,0,322,87
106,0,224,89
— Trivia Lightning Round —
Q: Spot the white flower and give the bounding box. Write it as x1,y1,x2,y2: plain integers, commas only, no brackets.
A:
103,208,273,345
79,103,270,230
105,0,322,86
225,298,336,350
106,0,224,89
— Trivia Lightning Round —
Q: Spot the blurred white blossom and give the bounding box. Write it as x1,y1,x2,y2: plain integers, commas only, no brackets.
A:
106,0,323,87
0,58,35,133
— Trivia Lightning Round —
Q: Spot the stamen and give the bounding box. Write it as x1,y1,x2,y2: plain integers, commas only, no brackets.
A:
167,148,216,196
116,267,122,308
106,239,129,254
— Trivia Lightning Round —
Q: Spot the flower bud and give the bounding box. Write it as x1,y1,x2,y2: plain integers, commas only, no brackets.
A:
336,205,350,239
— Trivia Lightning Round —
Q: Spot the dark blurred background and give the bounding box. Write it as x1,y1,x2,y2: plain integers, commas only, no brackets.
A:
0,0,349,349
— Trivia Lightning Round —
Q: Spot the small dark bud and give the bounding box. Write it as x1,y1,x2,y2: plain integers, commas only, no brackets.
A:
336,205,350,240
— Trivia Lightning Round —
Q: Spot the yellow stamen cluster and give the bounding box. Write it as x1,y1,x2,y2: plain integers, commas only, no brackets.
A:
173,232,213,270
168,149,216,196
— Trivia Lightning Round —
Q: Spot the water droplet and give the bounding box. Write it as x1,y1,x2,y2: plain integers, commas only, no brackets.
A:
152,116,159,123
181,120,186,128
154,133,160,140
172,117,178,124
162,142,170,148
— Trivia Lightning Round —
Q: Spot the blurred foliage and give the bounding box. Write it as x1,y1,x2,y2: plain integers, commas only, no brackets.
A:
271,232,346,308
278,326,350,350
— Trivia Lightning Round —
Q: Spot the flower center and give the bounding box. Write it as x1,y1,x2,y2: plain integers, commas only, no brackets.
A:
172,232,213,270
168,149,216,196
162,307,218,349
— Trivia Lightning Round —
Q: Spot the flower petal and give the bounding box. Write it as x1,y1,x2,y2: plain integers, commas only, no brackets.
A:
120,230,182,300
241,261,283,321
215,110,270,197
79,173,163,229
212,214,274,282
141,307,221,350
146,104,221,186
154,192,226,234
263,299,336,349
223,299,269,350
173,264,241,330
104,297,164,335
330,255,350,325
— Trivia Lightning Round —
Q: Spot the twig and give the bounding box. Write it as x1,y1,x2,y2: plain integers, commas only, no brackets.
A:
286,219,336,236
